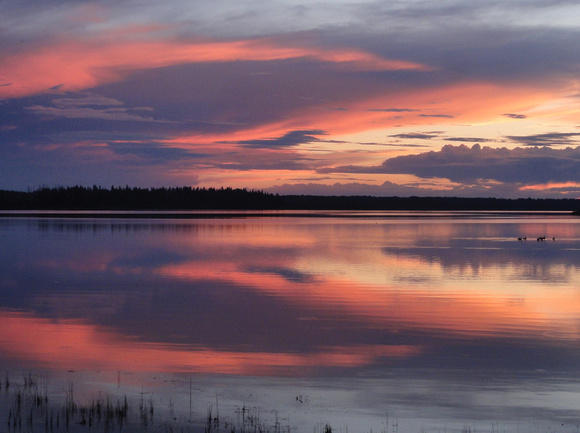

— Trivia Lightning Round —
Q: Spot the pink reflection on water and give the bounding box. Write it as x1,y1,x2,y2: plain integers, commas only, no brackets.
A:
156,258,580,341
0,311,421,375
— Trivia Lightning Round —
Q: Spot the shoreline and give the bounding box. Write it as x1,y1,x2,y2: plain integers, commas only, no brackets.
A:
0,209,576,219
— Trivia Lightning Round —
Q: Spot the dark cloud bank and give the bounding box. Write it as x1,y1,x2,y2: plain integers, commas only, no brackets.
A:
319,144,580,184
265,144,580,198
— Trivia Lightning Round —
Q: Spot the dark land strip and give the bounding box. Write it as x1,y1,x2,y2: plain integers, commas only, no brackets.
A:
1,186,579,214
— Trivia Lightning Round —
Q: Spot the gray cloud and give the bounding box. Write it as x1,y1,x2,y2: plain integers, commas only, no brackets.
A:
52,96,125,107
503,113,528,119
266,178,550,198
368,108,420,113
5,0,579,40
444,137,494,142
389,132,440,140
234,130,326,149
419,114,455,119
267,181,427,197
362,142,430,148
94,60,418,134
506,132,580,146
319,144,580,184
213,158,311,172
25,94,161,122
106,142,208,163
390,131,494,144
25,105,158,122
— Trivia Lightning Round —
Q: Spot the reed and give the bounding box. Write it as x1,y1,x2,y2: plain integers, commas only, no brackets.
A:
0,374,390,433
1,374,135,433
2,372,513,433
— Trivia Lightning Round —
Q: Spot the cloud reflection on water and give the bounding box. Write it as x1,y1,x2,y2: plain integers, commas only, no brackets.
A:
0,310,421,375
1,215,579,377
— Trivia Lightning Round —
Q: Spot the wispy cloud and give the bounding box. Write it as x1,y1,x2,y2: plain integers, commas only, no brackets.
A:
368,108,420,113
419,114,455,119
506,132,580,146
25,96,160,122
0,35,432,99
503,113,527,119
389,133,440,140
444,137,494,143
232,130,326,149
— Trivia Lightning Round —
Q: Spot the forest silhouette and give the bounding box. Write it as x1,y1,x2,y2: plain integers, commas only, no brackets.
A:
1,186,579,212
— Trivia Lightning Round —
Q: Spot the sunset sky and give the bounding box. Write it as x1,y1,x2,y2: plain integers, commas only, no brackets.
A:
1,0,580,197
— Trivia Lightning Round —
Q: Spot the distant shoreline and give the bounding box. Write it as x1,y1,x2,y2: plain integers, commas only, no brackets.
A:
1,186,579,213
0,210,576,220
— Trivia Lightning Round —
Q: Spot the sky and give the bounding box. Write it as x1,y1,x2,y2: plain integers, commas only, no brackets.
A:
1,0,580,197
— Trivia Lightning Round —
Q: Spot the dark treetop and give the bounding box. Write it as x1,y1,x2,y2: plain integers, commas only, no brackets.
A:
0,186,579,212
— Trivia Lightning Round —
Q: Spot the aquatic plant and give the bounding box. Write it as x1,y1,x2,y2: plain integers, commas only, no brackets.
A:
1,373,298,433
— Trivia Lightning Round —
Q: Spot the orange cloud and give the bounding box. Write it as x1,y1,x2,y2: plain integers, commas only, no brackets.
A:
520,182,580,191
0,35,430,99
161,81,551,152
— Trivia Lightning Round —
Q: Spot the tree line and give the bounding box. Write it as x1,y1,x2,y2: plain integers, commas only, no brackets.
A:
0,185,579,211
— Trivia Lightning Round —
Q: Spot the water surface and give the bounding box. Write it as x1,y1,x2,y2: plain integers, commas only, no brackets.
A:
1,212,579,432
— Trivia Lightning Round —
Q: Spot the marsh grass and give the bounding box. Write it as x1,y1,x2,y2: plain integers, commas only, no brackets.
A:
1,374,293,433
4,373,49,432
1,374,136,433
1,373,574,433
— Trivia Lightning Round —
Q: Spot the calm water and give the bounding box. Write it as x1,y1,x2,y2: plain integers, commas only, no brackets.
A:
1,212,580,432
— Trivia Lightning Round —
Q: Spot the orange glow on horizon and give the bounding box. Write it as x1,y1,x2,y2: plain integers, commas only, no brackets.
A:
520,182,580,192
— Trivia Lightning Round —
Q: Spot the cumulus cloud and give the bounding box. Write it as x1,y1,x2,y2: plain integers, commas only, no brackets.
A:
319,144,580,184
266,178,547,198
267,181,426,197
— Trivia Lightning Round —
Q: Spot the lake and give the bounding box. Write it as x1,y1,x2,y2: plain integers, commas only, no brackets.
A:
1,211,580,433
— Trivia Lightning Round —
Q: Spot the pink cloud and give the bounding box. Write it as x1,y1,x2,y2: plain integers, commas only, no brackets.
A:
0,34,431,99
